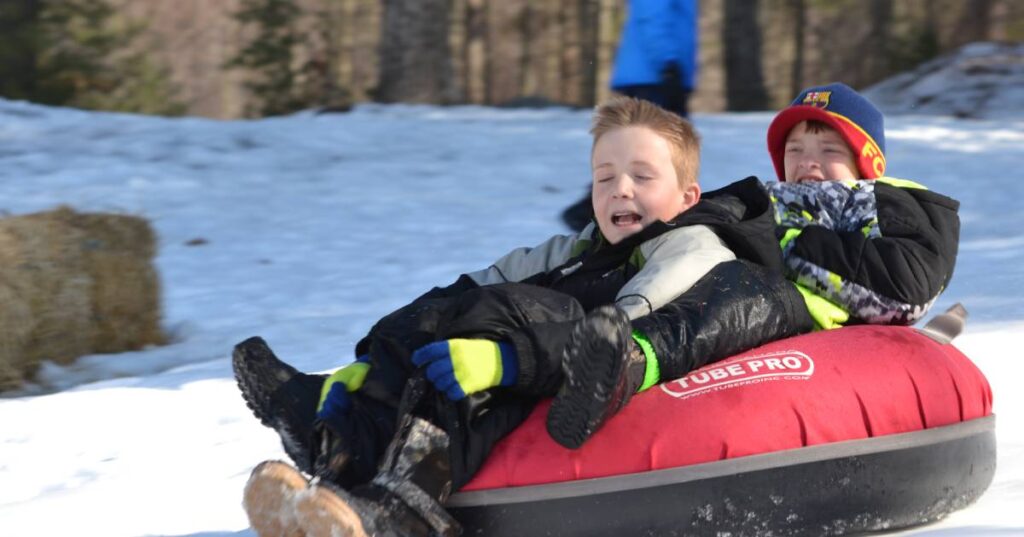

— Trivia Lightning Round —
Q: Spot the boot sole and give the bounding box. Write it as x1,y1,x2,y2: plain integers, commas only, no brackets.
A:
546,312,626,449
243,460,309,537
232,337,315,471
294,485,369,537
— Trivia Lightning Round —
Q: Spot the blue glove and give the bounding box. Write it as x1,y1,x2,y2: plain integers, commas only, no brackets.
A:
411,339,518,401
317,354,370,421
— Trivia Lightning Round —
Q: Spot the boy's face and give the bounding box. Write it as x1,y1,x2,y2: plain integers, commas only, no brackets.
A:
591,126,700,245
783,121,858,182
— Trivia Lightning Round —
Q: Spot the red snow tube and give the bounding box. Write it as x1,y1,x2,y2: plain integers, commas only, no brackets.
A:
447,325,996,536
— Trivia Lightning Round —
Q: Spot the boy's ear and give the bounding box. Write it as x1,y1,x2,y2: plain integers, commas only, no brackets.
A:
679,182,701,212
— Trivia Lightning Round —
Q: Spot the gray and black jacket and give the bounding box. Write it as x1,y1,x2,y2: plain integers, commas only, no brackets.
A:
382,177,813,395
347,178,815,489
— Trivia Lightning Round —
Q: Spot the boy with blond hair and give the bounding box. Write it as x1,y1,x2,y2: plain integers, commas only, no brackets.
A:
234,97,811,537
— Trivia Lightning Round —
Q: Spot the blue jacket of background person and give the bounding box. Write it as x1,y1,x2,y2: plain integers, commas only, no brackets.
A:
610,0,698,90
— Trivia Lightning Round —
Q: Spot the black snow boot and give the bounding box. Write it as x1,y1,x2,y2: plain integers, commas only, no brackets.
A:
233,336,325,474
309,401,382,490
295,414,461,537
546,305,647,449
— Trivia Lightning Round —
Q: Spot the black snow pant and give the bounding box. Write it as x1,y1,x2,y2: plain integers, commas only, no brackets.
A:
327,261,813,490
330,282,586,490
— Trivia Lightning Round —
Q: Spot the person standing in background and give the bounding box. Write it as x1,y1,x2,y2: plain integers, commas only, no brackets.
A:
610,0,698,118
562,0,699,230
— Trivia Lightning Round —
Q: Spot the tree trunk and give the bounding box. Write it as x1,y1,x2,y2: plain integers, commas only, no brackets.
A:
578,0,599,107
448,0,466,101
336,0,356,91
486,1,525,104
520,0,537,96
953,0,994,46
464,0,487,103
861,0,892,84
594,0,617,105
0,0,42,99
540,0,561,102
722,0,769,111
347,0,382,102
308,0,354,109
559,0,582,104
377,0,455,103
788,0,804,98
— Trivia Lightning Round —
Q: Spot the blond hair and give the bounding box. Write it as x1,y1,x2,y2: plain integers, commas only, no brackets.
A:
590,96,701,187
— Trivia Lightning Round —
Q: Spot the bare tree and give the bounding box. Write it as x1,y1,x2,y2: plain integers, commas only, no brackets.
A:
0,0,43,100
486,1,527,104
595,0,617,105
449,0,466,100
952,0,994,46
860,0,893,85
464,0,487,103
788,0,805,98
560,0,583,104
578,0,600,106
520,0,538,96
723,0,769,110
377,0,456,103
347,0,383,102
540,0,563,101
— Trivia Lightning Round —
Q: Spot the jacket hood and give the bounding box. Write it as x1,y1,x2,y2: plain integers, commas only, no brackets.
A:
670,176,784,271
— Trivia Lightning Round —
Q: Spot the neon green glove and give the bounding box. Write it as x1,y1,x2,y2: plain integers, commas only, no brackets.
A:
793,282,849,330
411,339,518,400
316,355,371,417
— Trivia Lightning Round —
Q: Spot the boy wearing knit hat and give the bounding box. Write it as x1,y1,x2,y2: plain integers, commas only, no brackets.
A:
767,82,887,181
764,82,960,328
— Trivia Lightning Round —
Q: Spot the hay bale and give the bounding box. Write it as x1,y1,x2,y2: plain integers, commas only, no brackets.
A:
0,207,165,391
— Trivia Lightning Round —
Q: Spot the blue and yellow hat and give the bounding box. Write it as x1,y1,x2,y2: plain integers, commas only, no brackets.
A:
767,82,886,181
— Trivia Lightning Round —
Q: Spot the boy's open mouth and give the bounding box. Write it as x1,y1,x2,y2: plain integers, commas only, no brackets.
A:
612,212,643,226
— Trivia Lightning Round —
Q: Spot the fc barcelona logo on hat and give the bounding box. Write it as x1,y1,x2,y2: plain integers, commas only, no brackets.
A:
801,91,832,109
768,82,887,180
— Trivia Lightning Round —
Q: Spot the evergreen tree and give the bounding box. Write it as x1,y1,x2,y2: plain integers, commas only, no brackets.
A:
228,0,304,117
75,50,186,116
0,1,44,101
0,0,183,115
36,0,120,104
43,0,184,115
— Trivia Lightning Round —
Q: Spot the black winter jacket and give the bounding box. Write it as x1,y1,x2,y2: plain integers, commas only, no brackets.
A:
769,178,959,325
360,177,813,395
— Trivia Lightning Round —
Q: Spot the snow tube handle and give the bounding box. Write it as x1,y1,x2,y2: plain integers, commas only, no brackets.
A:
917,303,967,345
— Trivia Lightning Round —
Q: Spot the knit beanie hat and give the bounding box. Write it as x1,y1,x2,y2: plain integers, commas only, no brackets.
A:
767,82,886,181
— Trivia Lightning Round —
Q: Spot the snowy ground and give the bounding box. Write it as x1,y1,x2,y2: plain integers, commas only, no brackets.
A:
0,98,1021,536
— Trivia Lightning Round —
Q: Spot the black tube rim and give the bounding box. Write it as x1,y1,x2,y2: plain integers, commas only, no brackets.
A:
447,415,996,507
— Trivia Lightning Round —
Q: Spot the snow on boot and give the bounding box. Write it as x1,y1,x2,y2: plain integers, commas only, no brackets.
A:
293,482,373,537
243,460,309,537
295,415,461,537
546,305,647,449
233,336,325,474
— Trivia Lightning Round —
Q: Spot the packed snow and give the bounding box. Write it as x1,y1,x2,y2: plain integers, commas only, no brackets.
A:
0,96,1021,536
865,42,1024,120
